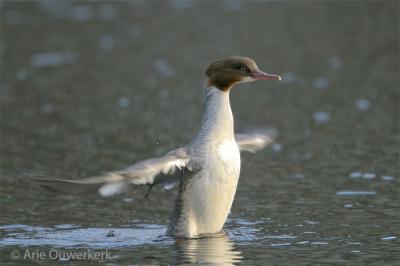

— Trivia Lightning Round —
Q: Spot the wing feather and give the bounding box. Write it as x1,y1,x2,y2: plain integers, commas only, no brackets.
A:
235,128,277,153
34,148,189,197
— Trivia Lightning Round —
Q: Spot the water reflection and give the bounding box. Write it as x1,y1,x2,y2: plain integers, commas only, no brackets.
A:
175,233,242,265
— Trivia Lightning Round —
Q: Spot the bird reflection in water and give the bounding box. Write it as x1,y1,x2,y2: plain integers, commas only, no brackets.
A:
174,232,242,265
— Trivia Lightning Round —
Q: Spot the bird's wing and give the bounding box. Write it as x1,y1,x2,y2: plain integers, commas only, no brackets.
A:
34,148,189,197
235,128,277,153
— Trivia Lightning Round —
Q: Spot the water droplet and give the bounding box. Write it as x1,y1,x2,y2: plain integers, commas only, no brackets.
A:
153,58,175,78
41,103,54,114
281,72,297,84
328,57,342,70
313,111,331,124
98,35,114,51
69,6,93,22
97,4,118,20
223,0,244,11
313,77,329,89
170,0,193,9
271,143,283,152
118,97,130,108
16,68,29,81
355,99,370,110
129,25,143,38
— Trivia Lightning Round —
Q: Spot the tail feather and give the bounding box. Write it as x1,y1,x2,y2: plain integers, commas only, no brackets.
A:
33,177,101,194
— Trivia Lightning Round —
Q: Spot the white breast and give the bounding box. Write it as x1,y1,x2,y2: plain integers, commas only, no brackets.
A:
181,138,241,237
217,138,241,176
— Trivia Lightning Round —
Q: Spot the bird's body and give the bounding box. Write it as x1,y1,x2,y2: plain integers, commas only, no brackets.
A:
167,86,240,237
35,56,281,238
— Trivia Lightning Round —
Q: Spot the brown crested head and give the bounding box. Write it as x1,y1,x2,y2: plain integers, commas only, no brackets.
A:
205,56,281,91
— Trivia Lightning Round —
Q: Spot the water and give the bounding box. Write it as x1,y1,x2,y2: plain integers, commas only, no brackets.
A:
1,1,399,265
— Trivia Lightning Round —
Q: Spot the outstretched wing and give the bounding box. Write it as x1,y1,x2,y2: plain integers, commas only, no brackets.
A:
235,128,277,153
34,148,189,197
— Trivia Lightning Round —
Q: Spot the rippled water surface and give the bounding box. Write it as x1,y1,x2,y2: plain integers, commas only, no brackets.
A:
1,1,399,265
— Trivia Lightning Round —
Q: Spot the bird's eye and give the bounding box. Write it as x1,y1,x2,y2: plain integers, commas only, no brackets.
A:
240,67,247,72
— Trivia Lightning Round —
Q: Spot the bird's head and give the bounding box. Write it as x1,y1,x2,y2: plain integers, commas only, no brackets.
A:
205,56,281,91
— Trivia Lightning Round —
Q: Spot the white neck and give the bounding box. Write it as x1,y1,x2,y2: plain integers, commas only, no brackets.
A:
196,86,234,142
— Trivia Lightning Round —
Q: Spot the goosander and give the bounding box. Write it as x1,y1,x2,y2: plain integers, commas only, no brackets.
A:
37,56,281,238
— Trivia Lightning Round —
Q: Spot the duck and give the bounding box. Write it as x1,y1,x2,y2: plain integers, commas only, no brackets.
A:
36,56,281,238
